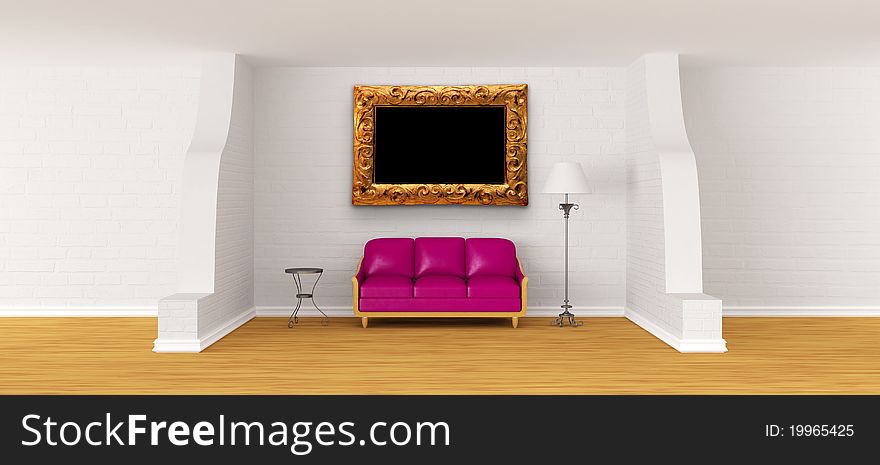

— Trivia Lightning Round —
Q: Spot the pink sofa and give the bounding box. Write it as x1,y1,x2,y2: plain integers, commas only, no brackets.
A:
352,237,527,327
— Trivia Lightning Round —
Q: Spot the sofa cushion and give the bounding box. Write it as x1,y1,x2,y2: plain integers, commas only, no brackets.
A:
414,275,466,298
359,298,521,312
414,237,465,278
363,238,414,278
467,275,520,298
361,275,413,298
465,238,516,278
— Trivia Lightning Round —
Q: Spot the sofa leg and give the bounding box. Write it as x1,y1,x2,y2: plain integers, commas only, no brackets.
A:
511,317,519,328
361,317,368,329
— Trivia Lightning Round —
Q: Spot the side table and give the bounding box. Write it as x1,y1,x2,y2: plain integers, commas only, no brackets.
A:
284,267,328,328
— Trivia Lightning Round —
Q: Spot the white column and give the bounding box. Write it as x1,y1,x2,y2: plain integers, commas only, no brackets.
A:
625,53,726,353
154,54,255,353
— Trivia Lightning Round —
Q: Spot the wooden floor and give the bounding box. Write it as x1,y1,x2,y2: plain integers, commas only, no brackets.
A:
1,316,879,394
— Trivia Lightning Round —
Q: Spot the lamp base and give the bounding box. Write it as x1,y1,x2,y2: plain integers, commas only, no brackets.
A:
553,307,584,327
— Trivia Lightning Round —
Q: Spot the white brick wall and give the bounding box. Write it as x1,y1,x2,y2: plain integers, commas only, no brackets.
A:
625,56,723,346
682,67,880,308
680,294,722,339
16,62,871,326
625,58,680,335
254,67,627,311
157,293,202,341
198,60,254,337
0,66,199,309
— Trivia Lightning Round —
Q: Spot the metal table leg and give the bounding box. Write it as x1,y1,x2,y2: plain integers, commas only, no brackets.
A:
287,269,328,327
310,272,329,326
288,272,304,328
287,298,301,328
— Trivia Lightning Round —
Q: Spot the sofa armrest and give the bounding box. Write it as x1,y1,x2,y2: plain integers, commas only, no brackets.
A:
352,257,364,314
517,257,528,314
353,257,365,285
515,257,527,285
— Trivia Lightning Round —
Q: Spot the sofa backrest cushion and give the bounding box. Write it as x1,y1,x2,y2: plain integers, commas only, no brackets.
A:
465,238,516,278
415,237,465,278
363,238,414,277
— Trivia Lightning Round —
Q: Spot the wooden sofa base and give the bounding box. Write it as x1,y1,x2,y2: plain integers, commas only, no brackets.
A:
352,257,528,330
357,312,523,328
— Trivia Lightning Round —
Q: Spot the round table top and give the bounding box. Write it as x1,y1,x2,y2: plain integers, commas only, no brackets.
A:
285,267,323,274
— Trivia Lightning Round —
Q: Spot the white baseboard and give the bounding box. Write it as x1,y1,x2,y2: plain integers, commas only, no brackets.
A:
153,307,255,353
199,307,256,350
724,306,880,317
150,338,202,353
254,305,625,317
677,339,729,353
625,308,728,353
0,306,158,317
4,305,877,319
529,306,625,317
256,306,353,317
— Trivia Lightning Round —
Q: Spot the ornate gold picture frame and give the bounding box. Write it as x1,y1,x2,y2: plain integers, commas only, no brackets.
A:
352,84,528,206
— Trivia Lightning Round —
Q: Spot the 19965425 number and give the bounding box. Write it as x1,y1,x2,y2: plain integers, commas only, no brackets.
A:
765,424,854,438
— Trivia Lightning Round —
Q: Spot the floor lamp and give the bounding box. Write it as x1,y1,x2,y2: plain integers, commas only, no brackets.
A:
542,162,591,327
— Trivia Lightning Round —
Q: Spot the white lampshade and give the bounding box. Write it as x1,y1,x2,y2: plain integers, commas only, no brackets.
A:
542,162,590,194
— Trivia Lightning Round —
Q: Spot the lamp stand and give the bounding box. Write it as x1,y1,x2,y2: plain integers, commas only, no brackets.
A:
555,193,583,327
